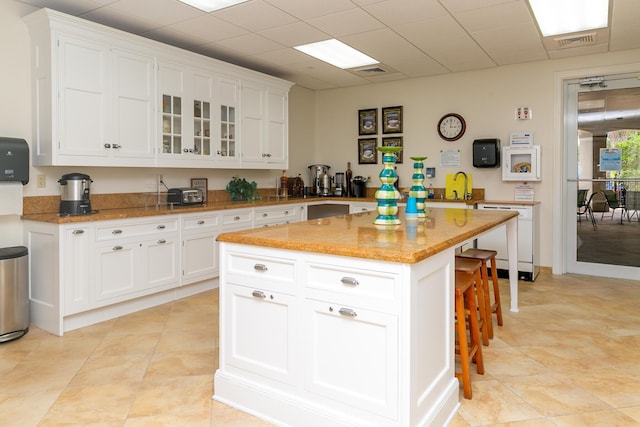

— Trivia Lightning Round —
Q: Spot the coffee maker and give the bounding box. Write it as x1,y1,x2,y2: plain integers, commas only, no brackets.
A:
58,173,93,215
308,164,331,196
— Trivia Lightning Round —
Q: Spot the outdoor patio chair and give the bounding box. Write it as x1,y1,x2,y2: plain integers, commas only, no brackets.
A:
577,190,597,230
601,189,625,224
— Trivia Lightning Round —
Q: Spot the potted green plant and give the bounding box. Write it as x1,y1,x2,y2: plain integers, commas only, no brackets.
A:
225,177,261,202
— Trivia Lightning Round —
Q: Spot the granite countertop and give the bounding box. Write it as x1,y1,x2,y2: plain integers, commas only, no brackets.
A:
21,195,484,224
217,207,518,264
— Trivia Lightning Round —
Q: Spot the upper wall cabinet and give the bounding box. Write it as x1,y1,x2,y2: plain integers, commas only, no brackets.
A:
24,8,292,170
25,12,156,167
241,82,289,169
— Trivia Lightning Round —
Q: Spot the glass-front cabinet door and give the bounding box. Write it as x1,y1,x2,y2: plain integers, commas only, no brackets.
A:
162,94,182,155
217,76,240,164
193,100,211,157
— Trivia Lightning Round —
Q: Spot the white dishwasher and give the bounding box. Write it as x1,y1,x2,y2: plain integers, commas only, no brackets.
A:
476,202,540,281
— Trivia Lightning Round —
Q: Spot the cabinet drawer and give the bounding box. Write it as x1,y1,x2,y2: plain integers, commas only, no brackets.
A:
225,251,296,293
305,262,399,310
183,213,221,231
222,210,253,228
254,205,302,225
96,218,179,241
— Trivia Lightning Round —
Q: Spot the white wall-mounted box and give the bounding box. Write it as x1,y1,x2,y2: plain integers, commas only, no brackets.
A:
502,145,541,181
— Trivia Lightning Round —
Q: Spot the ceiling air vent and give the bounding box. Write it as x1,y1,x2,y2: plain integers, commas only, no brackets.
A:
554,32,597,49
348,63,396,78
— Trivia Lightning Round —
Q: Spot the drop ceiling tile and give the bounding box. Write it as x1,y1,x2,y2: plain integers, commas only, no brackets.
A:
92,0,202,28
306,8,386,37
258,21,330,47
548,43,609,59
142,26,211,49
213,33,286,56
166,14,248,42
393,16,496,71
251,47,316,66
81,8,158,33
439,0,521,13
362,0,448,27
18,0,118,14
214,0,298,32
264,0,356,20
454,1,533,33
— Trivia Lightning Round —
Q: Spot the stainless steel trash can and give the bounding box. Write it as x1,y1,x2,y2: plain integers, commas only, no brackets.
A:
0,246,29,343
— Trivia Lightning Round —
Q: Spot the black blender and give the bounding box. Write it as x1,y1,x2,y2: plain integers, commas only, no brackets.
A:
58,173,93,215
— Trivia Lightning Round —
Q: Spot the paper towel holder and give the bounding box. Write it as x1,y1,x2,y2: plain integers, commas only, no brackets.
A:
0,137,29,185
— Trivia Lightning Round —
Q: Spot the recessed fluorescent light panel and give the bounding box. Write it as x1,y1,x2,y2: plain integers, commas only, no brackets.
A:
294,39,378,69
177,0,248,12
529,0,609,36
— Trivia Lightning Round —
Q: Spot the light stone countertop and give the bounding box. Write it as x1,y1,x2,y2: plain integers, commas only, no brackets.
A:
217,207,518,264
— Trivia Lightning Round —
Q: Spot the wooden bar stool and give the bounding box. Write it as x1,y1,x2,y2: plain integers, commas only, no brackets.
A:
455,270,484,399
457,248,503,338
454,257,489,346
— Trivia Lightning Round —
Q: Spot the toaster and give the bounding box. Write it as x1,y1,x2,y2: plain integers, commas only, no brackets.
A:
167,188,204,205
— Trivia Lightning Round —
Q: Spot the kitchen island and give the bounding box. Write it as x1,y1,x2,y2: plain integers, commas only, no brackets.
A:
214,207,519,427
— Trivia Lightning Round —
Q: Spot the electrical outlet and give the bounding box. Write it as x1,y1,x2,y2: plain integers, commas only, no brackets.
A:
37,174,46,188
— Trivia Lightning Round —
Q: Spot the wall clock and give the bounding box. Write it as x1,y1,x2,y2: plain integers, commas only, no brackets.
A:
437,113,466,141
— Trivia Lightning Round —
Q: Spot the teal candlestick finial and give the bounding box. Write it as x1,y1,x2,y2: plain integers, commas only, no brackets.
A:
374,146,403,225
409,156,428,218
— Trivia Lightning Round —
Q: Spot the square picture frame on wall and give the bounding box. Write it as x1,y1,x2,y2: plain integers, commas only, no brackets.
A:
358,108,377,135
382,106,403,134
358,138,378,164
382,136,403,163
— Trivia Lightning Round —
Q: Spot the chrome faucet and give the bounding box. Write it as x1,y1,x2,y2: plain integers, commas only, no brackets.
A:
453,171,470,200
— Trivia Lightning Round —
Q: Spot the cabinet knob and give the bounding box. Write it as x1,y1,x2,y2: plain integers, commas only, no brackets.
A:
262,213,268,217
72,229,84,235
112,229,123,234
197,220,205,225
157,225,166,229
284,210,289,215
340,277,359,286
234,216,240,221
104,143,111,149
338,307,357,318
253,263,268,272
112,245,123,251
251,290,266,299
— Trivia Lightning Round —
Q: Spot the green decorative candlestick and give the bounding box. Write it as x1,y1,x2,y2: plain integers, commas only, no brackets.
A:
409,156,427,218
374,146,403,225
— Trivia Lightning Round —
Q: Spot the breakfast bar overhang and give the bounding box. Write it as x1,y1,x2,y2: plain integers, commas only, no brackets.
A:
214,207,519,427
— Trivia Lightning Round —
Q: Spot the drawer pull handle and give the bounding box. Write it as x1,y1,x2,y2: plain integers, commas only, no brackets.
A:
157,225,166,229
254,263,268,272
284,210,289,214
112,245,123,251
340,277,359,286
262,213,268,217
112,144,121,149
72,229,84,235
158,239,166,244
252,290,266,299
197,220,205,225
234,216,240,221
112,229,123,234
338,308,357,318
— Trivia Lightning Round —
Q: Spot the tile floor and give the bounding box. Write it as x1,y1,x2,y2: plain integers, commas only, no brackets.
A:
1,272,640,426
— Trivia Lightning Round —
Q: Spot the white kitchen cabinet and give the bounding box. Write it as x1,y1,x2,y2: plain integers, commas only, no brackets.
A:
253,204,304,227
476,202,540,281
25,8,292,170
25,14,156,167
349,201,377,213
215,76,241,165
93,217,180,304
240,82,289,169
224,284,296,384
63,226,91,315
181,212,221,285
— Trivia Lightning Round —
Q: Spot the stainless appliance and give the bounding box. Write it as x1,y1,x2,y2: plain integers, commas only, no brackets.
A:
352,176,368,198
167,188,204,205
334,172,344,196
0,246,29,343
308,164,331,196
58,173,93,215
